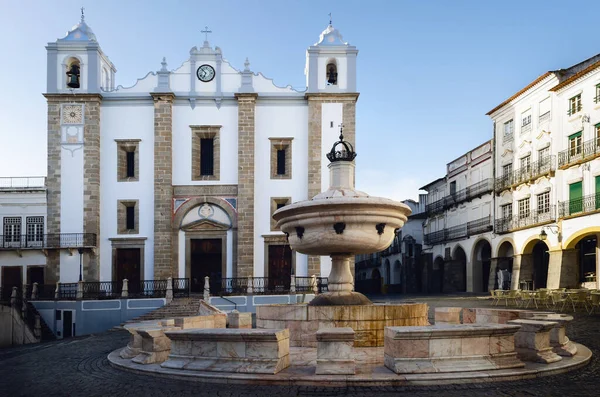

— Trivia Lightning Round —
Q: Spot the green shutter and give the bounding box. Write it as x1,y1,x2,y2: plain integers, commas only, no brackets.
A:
596,176,600,209
569,131,582,139
569,181,583,215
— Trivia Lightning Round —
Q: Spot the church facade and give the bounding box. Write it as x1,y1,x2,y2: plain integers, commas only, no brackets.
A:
41,15,359,288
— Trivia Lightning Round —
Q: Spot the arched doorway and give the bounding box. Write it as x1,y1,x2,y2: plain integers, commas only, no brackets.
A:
496,241,514,290
449,246,467,292
432,256,444,293
472,239,492,293
384,259,391,286
576,235,597,287
532,241,549,289
371,268,382,294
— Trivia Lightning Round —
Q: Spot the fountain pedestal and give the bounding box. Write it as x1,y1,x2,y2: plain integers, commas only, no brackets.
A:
310,254,372,306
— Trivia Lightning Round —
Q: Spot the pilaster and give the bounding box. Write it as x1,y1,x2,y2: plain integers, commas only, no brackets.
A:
235,93,258,277
151,93,175,278
510,254,522,290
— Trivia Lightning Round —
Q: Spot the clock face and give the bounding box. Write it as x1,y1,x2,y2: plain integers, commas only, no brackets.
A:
196,64,215,82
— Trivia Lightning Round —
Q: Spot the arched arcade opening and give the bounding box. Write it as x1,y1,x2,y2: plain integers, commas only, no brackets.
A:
472,239,492,293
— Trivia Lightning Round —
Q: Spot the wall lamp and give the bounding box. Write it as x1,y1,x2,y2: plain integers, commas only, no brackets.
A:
539,225,560,241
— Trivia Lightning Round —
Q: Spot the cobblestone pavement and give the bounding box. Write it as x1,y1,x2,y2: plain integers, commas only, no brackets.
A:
1,295,598,397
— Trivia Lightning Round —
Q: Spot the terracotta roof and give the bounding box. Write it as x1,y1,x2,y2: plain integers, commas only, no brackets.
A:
486,72,552,116
550,59,600,92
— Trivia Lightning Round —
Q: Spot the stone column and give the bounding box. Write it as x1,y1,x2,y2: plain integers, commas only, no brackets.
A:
235,93,258,278
510,254,521,290
488,258,499,291
519,254,533,288
151,93,175,279
559,249,579,288
546,249,563,289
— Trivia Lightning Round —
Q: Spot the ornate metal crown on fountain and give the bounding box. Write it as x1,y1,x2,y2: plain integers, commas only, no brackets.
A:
273,127,412,306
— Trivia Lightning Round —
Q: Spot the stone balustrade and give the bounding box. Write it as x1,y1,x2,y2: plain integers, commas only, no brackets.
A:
507,319,562,364
384,324,525,374
316,327,355,375
162,328,290,374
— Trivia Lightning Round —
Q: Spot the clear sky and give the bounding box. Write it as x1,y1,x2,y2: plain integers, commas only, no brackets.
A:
2,0,600,201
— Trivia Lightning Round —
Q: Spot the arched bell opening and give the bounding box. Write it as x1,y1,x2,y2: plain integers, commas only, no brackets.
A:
326,58,338,86
66,57,81,89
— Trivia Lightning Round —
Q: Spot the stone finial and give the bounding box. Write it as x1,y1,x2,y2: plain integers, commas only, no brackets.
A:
239,57,254,93
247,276,253,294
10,286,17,307
155,57,171,92
203,276,210,301
166,277,173,303
55,282,60,300
161,57,168,72
32,282,39,300
290,274,296,294
244,57,250,72
121,279,129,298
76,280,84,300
311,275,318,294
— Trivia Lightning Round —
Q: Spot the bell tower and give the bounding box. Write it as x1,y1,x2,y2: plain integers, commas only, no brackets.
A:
43,11,110,283
305,23,358,93
45,9,116,93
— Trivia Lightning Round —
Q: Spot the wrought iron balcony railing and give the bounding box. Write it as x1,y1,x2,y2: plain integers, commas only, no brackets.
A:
426,179,494,215
0,177,46,189
539,111,551,123
425,197,445,215
495,156,555,192
567,104,582,116
558,137,600,168
494,205,555,234
595,95,600,104
558,193,600,218
0,233,97,250
424,216,492,245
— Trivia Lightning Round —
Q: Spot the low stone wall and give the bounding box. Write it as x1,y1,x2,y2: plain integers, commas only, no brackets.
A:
384,323,524,374
508,319,563,364
162,328,290,374
520,313,577,356
462,308,553,324
256,303,429,347
316,327,355,375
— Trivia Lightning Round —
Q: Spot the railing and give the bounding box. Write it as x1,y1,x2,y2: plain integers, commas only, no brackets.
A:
503,133,514,144
0,176,46,189
424,216,492,245
296,276,328,293
595,95,600,104
59,283,78,300
558,193,600,218
425,198,445,214
495,205,556,234
82,281,121,300
173,278,190,298
0,233,97,249
567,104,582,116
128,279,168,299
521,123,532,133
381,242,401,256
558,137,600,168
539,111,551,123
495,156,555,191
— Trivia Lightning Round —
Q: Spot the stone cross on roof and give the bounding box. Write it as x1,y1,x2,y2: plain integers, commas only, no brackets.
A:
201,26,212,42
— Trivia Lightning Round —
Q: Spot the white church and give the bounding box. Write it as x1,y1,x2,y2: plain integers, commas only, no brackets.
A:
0,14,359,293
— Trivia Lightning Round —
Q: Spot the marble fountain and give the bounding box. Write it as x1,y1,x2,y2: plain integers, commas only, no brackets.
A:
108,131,591,385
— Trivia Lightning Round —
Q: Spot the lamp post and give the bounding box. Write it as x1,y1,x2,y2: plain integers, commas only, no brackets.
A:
77,247,84,281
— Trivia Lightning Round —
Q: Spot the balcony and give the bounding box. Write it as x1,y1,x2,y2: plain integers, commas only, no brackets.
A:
426,179,494,215
495,156,555,192
494,205,555,234
558,138,600,169
0,233,97,250
567,104,582,116
558,193,600,219
424,216,492,245
0,177,46,190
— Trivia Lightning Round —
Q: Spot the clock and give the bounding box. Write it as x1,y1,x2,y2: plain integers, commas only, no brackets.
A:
196,64,215,82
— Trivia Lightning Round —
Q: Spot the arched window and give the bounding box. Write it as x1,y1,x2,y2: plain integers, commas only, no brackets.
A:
66,58,81,89
326,59,337,85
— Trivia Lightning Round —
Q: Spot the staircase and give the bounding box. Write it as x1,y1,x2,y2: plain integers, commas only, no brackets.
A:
122,296,204,325
26,302,56,341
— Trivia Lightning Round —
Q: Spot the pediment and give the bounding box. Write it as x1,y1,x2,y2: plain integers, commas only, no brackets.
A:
518,140,531,149
501,149,513,158
181,219,230,232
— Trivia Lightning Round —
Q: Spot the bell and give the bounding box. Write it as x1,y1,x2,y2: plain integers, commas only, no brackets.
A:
327,66,337,85
67,64,80,89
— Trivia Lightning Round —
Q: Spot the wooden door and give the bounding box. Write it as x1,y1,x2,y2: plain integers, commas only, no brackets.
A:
190,239,222,293
115,248,141,293
2,266,22,301
268,245,292,291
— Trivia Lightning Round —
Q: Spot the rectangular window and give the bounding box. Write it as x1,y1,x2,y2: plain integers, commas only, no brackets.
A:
569,181,583,214
503,163,512,176
596,124,600,147
501,203,512,219
3,217,21,243
126,151,135,178
596,175,600,210
595,84,600,103
518,198,530,219
537,191,550,214
539,97,551,121
520,155,531,172
538,146,550,160
521,110,532,132
569,94,582,116
569,131,582,157
503,119,514,140
200,138,214,176
126,206,135,230
449,181,457,195
26,217,44,243
276,149,286,175
271,197,291,231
